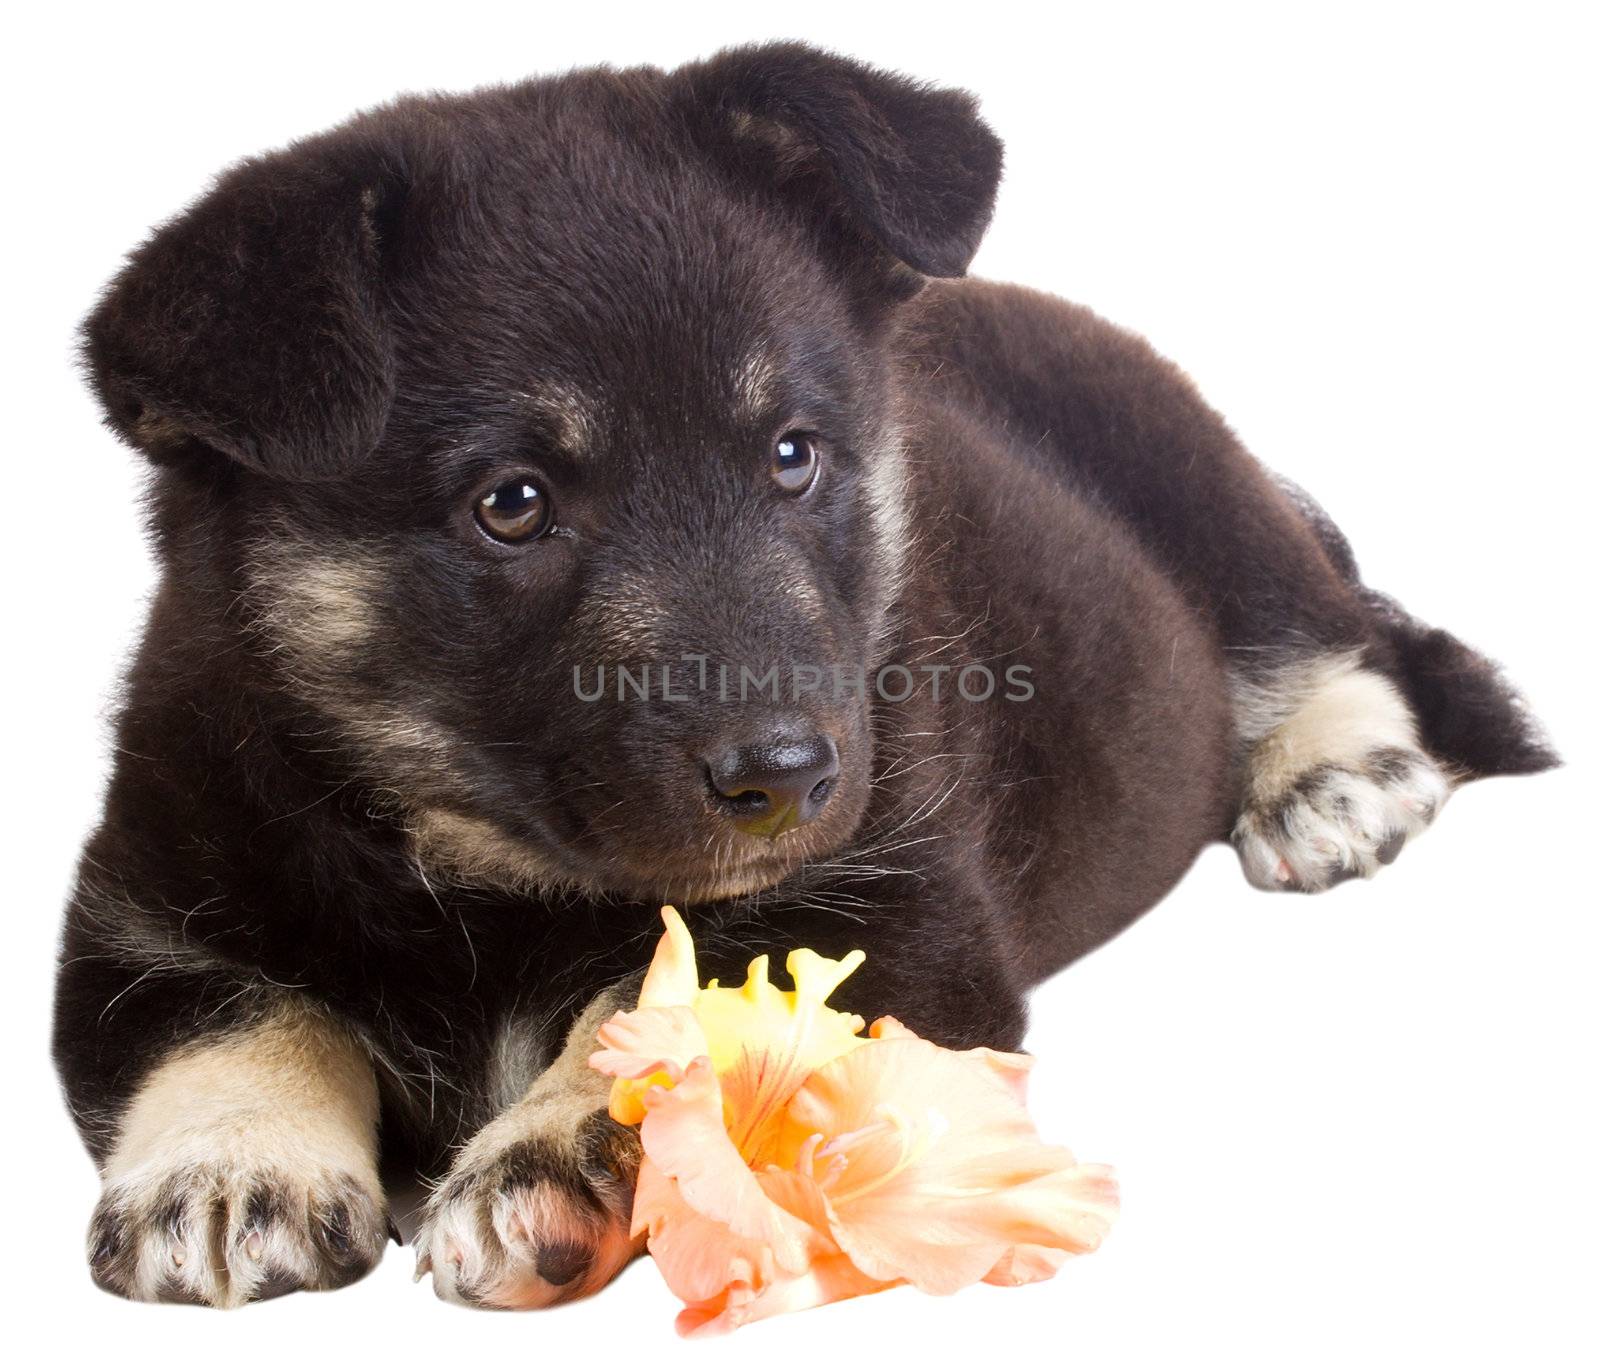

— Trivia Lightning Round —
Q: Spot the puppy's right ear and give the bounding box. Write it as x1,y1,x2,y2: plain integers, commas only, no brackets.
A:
82,143,403,482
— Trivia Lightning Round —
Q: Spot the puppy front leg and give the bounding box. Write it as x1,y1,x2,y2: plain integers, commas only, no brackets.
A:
416,980,643,1308
88,998,388,1306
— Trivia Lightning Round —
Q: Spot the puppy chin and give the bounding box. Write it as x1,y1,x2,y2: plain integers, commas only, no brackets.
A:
603,827,855,905
669,865,795,905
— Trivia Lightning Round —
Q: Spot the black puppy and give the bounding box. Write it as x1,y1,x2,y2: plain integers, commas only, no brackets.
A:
56,42,1553,1308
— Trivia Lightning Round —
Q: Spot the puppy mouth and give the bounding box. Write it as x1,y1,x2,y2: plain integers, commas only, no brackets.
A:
551,784,857,903
579,822,837,904
411,802,791,902
415,798,840,903
665,863,799,905
416,729,867,902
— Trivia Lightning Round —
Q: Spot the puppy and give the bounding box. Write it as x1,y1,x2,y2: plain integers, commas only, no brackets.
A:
56,42,1554,1308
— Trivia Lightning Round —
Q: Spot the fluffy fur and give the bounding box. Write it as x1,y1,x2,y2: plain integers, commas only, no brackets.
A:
55,42,1554,1307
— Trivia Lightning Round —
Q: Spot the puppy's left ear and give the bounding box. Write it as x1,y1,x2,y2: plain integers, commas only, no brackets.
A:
683,42,1003,280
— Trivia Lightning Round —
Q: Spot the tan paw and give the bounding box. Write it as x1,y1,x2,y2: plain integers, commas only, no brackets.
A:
1234,744,1450,891
89,1159,389,1306
415,1106,640,1308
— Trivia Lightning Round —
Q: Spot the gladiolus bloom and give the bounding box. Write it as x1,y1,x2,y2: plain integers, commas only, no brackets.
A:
590,908,1117,1336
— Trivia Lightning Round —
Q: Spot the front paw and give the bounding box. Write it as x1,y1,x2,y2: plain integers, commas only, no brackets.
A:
416,1106,640,1308
89,1158,389,1306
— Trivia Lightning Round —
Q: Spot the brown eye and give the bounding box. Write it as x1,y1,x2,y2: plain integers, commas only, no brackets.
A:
474,477,551,543
771,431,819,494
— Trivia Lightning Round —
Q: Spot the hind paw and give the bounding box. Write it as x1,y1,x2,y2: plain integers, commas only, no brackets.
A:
1234,744,1450,891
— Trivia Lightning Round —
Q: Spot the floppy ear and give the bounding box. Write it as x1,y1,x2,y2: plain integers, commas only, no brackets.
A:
82,143,402,481
684,42,1004,280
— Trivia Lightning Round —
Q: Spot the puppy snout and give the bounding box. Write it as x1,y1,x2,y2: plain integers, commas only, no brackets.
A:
704,731,839,837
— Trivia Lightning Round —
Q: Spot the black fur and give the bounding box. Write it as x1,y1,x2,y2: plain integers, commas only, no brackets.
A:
55,42,1554,1304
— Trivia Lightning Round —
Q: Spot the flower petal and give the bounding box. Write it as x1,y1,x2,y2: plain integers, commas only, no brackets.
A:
590,1005,709,1125
676,1247,897,1337
980,1162,1119,1284
632,1063,874,1334
633,1160,771,1318
867,1015,918,1041
638,1057,815,1275
690,947,867,1161
595,909,1117,1331
664,1165,894,1337
638,906,700,1008
782,1033,1119,1294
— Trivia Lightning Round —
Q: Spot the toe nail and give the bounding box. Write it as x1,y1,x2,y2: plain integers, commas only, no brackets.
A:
1377,831,1406,865
170,1245,188,1268
244,1230,264,1261
1274,859,1292,884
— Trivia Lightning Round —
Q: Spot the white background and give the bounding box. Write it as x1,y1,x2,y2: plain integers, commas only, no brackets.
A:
4,2,1595,1352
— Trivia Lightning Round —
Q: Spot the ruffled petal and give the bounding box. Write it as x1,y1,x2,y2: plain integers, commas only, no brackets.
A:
676,1247,897,1337
667,1164,893,1336
589,1005,709,1125
638,1057,815,1275
867,1015,918,1041
868,1017,1035,1104
981,1163,1119,1285
632,1066,883,1334
633,1160,778,1323
782,1033,1119,1294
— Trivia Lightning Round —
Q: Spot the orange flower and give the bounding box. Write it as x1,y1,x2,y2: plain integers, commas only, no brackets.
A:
590,909,1118,1335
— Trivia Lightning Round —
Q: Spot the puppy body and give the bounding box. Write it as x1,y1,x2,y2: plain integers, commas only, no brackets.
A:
55,45,1554,1306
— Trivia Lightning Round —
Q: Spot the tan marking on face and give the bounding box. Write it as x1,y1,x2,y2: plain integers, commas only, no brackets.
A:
350,705,458,765
246,540,386,670
733,345,782,417
514,383,601,454
755,536,828,621
862,425,913,626
247,538,474,796
131,409,190,454
411,808,567,892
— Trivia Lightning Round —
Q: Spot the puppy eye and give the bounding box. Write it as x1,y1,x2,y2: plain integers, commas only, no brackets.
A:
474,477,552,543
771,431,820,494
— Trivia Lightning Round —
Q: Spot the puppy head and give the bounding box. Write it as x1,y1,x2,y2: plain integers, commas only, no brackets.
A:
84,43,1002,903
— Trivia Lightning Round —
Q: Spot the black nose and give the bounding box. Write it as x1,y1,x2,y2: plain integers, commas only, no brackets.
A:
705,732,839,836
